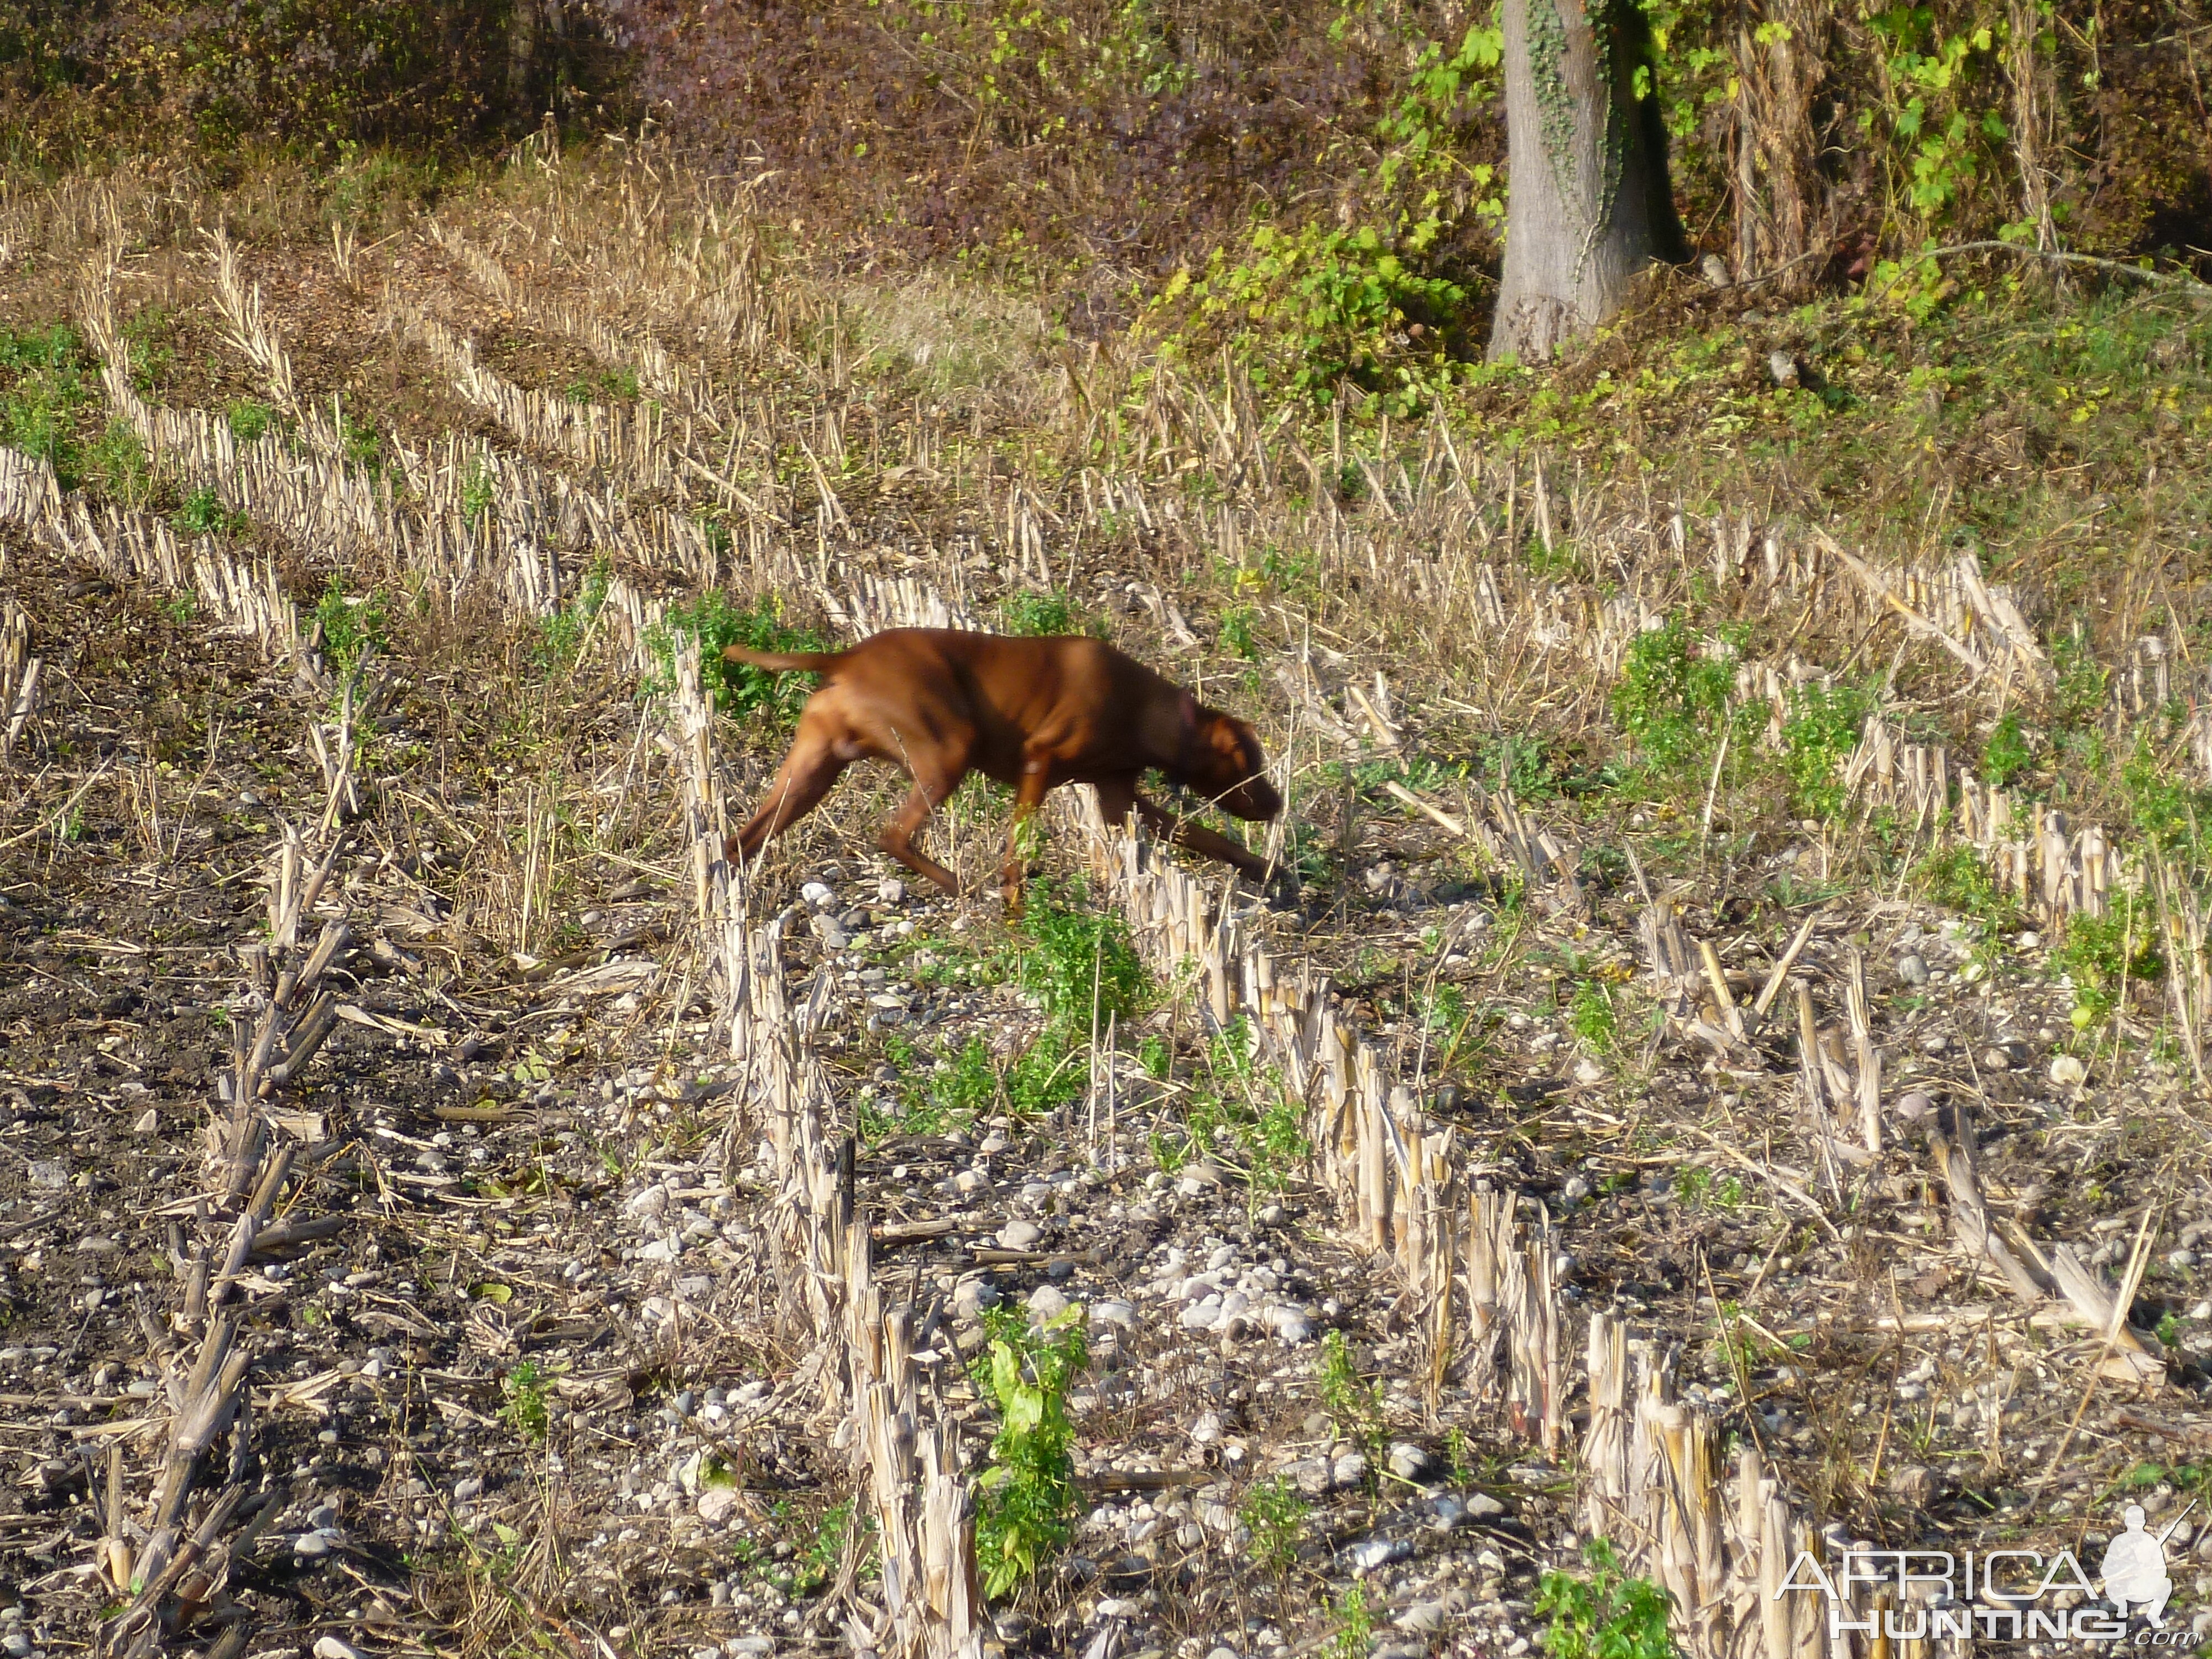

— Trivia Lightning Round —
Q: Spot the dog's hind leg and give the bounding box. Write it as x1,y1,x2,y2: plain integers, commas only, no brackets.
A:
878,745,968,895
727,718,849,867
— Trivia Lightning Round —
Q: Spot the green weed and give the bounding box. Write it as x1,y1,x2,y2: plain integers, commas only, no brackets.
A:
173,486,246,537
1318,1329,1385,1452
1220,604,1259,659
973,1307,1087,1600
2054,901,2164,1025
533,554,611,673
1611,614,1737,775
225,398,274,444
646,591,831,722
1015,881,1148,1040
1000,589,1076,636
1536,1538,1675,1659
1913,844,2020,933
1568,978,1618,1054
1239,1475,1308,1575
0,323,88,483
83,419,148,507
1781,681,1871,818
1329,1583,1375,1659
500,1360,551,1442
1982,711,2032,789
1138,1034,1172,1080
311,572,389,675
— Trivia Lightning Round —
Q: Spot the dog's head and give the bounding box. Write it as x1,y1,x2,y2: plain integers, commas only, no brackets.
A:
1182,701,1281,822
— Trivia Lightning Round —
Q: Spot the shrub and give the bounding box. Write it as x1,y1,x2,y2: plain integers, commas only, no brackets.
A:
1781,681,1871,818
2056,904,2164,1025
1015,881,1149,1040
1240,1475,1308,1575
1982,711,2032,789
973,1307,1087,1600
1536,1538,1674,1659
1000,589,1076,636
0,324,88,483
1611,615,1737,776
312,572,390,676
646,591,831,723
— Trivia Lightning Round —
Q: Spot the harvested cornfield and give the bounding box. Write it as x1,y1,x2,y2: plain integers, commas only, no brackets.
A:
2,150,2210,1659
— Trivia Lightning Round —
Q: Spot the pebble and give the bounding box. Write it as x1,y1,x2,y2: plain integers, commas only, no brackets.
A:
1191,1412,1222,1444
1465,1491,1507,1519
1397,1601,1451,1634
1431,1495,1467,1530
294,1530,334,1558
879,878,906,905
810,915,849,949
1387,1442,1434,1483
1980,1046,2012,1072
999,1220,1044,1250
698,1486,738,1524
313,1641,366,1659
1895,952,1928,985
1027,1285,1070,1323
1288,1458,1332,1496
1088,1299,1138,1331
1331,1452,1367,1489
2049,1055,2087,1087
1345,1535,1410,1572
453,1477,484,1500
802,881,835,909
729,1640,775,1658
1572,1057,1606,1085
1892,1090,1934,1123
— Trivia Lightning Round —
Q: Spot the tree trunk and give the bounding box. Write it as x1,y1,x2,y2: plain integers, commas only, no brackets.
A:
1487,0,1688,362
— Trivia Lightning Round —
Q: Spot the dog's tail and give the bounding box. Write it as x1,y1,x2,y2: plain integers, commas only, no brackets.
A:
721,643,843,673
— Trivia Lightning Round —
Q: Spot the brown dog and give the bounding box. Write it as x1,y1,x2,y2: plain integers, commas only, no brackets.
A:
719,628,1282,903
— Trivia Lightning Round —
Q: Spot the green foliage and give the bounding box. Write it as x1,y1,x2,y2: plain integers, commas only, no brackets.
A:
973,1307,1087,1601
1913,844,2020,932
1004,1026,1086,1119
173,486,247,537
1537,1538,1676,1659
1000,589,1076,636
566,366,640,404
2055,901,2164,1025
1138,1034,1172,1081
1569,978,1618,1054
500,1360,550,1442
1780,682,1871,818
1329,1583,1374,1659
647,590,832,722
311,571,389,675
1239,1475,1308,1575
1015,881,1149,1040
0,323,89,484
2121,734,2212,863
1161,219,1469,409
461,456,496,520
1611,615,1737,774
1318,1329,1385,1452
121,306,174,394
1982,711,2032,789
83,419,147,507
336,409,383,475
225,398,274,444
1219,604,1258,660
533,554,611,673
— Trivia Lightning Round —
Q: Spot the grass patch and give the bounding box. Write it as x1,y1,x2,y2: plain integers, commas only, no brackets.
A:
973,1306,1086,1601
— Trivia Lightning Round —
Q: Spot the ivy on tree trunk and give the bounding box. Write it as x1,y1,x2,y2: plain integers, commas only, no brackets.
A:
1488,0,1688,362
